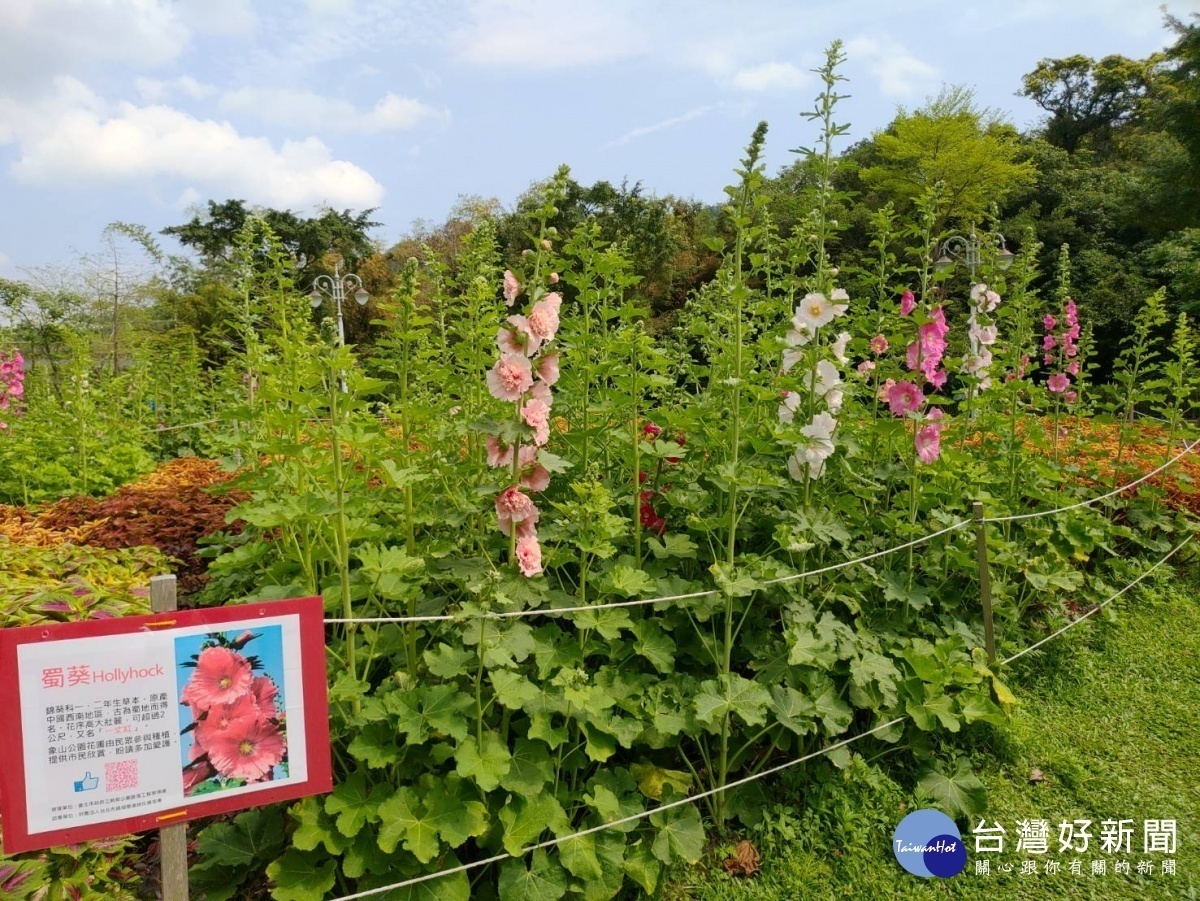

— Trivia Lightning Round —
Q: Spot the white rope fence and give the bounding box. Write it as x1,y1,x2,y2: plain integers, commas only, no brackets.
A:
321,530,1195,901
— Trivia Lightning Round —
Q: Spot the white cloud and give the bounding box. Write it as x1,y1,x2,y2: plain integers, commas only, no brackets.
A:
219,88,447,132
135,76,216,103
732,61,809,92
451,0,648,68
846,36,939,100
606,105,717,148
1,81,384,209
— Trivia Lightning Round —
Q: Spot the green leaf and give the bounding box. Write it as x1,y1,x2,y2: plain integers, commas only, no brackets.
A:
500,737,556,797
422,774,490,847
916,761,988,819
376,787,441,863
266,850,337,901
629,762,692,800
959,691,1007,727
424,643,474,679
628,619,677,673
325,770,384,837
693,674,773,730
290,796,350,855
498,850,568,901
623,839,661,895
768,684,817,736
788,628,837,668
559,832,604,881
602,564,655,597
647,533,698,560
196,808,285,869
805,675,853,735
650,803,705,863
907,692,961,732
348,722,404,769
454,730,513,791
491,668,540,710
499,792,571,856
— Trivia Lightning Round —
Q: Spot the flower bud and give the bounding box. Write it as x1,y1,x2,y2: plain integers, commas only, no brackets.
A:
541,239,552,250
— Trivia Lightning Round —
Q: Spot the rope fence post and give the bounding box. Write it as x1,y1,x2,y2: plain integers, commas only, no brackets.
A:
972,501,997,664
150,574,189,901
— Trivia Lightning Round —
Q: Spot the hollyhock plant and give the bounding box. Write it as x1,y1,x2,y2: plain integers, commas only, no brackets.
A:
485,260,562,577
886,381,923,416
963,283,1003,400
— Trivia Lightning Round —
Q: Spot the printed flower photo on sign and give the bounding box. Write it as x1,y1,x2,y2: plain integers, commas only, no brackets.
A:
174,626,288,796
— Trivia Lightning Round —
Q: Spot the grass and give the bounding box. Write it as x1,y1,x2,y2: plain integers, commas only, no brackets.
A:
669,557,1200,900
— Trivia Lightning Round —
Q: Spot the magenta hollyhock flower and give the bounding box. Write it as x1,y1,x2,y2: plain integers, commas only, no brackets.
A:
487,353,534,402
180,646,253,712
928,369,948,389
1048,373,1070,393
643,421,662,439
900,290,916,316
527,293,562,342
857,360,875,373
1044,314,1057,331
870,335,888,355
205,719,285,782
915,421,941,463
515,533,543,577
1065,390,1078,403
886,381,923,416
1067,360,1080,375
522,397,552,446
195,692,260,749
537,352,560,385
503,270,520,306
1043,334,1057,351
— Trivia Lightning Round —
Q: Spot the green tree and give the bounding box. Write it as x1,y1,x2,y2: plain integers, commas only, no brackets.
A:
859,86,1036,228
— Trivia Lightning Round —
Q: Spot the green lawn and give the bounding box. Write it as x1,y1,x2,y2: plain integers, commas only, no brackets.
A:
668,561,1200,900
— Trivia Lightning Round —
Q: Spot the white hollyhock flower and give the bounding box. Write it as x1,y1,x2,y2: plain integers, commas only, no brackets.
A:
831,331,851,365
793,293,837,330
778,390,802,423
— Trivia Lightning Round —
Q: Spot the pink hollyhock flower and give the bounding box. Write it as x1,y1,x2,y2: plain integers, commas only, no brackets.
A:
180,646,253,712
6,381,21,397
1043,334,1056,351
195,692,260,749
886,381,923,416
521,464,551,492
915,421,941,464
503,270,520,306
527,293,562,342
900,290,916,316
1067,360,1080,376
857,360,876,373
530,381,553,406
522,398,552,446
1048,373,1070,393
928,369,948,389
1044,314,1057,331
878,377,896,401
1044,352,1054,365
1065,390,1078,403
250,675,279,719
496,486,538,535
643,421,661,438
515,533,543,577
549,272,560,284
183,758,214,796
871,335,888,355
205,719,285,782
1065,299,1078,327
487,353,534,402
486,435,513,468
927,407,944,421
537,352,560,385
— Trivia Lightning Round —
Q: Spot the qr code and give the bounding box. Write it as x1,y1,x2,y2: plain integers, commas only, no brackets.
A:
105,759,139,792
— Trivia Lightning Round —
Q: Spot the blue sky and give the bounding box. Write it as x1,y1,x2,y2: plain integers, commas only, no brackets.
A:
0,0,1194,278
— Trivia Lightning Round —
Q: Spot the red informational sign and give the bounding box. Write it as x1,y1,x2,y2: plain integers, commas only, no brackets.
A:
0,596,332,854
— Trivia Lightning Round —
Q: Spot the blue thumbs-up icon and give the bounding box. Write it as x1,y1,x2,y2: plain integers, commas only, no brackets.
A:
73,772,99,792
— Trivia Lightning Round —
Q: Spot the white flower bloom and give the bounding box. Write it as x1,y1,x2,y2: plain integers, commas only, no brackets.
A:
831,331,851,365
808,359,842,397
787,448,828,482
802,411,838,442
778,390,802,423
970,283,988,303
786,325,813,346
793,293,838,330
826,388,844,414
782,348,804,373
985,290,1001,313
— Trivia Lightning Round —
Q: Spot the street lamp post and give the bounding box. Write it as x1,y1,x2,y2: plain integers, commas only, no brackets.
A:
309,262,369,391
933,224,1015,280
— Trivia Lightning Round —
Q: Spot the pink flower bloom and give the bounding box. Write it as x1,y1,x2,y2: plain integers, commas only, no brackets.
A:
486,435,513,468
251,675,279,719
530,381,553,406
496,486,538,535
527,293,562,342
900,290,916,316
879,377,896,401
1043,334,1057,351
549,272,560,284
915,421,941,463
1044,314,1057,331
521,464,551,492
537,352,560,385
515,533,543,577
857,360,876,373
487,353,534,402
1065,299,1078,327
928,369,948,389
1065,390,1078,403
503,270,520,306
195,692,260,749
180,646,253,712
205,719,285,782
1048,373,1070,393
522,398,552,446
870,335,888,355
886,381,923,416
1067,360,1080,376
643,421,662,439
500,315,540,355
